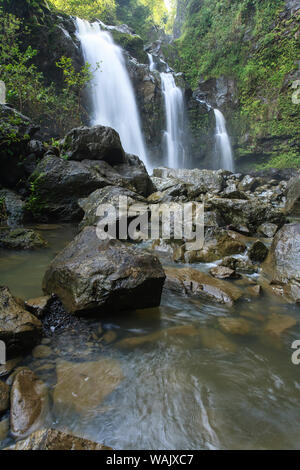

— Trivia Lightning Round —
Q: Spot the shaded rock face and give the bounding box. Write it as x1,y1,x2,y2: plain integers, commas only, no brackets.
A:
0,287,42,358
43,226,166,314
114,153,155,197
0,190,26,227
0,105,39,188
248,240,269,262
0,228,47,250
164,267,242,306
10,369,48,438
127,60,164,164
61,126,125,164
53,359,123,414
285,174,300,217
263,223,300,302
7,429,111,450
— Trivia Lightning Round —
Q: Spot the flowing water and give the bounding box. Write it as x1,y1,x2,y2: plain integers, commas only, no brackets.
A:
147,53,156,72
160,73,186,169
214,109,234,172
1,226,300,450
75,18,149,169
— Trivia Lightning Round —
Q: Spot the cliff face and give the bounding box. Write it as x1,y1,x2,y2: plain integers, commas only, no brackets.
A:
171,0,300,170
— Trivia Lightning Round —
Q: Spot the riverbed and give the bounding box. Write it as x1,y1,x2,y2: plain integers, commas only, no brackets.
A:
1,224,300,450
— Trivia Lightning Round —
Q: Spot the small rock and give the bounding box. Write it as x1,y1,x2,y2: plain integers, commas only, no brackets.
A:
210,266,240,280
25,296,51,318
0,357,22,378
0,228,47,250
102,331,117,344
248,240,269,262
257,223,278,238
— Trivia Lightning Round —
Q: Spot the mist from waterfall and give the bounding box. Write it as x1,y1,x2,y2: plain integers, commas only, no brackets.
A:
160,72,186,169
214,109,234,172
75,18,149,169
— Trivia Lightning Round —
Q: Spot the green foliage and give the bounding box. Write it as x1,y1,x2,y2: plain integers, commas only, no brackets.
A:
26,173,45,217
49,0,117,23
174,0,300,169
0,10,94,136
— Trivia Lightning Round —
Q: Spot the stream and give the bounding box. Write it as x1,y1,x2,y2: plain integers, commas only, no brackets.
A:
1,224,300,450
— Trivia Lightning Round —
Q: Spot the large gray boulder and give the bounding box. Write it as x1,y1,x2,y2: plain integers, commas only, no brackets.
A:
0,189,26,227
42,226,166,314
210,197,285,234
78,185,146,230
263,223,300,302
61,125,125,164
153,168,225,194
0,287,42,357
285,174,300,217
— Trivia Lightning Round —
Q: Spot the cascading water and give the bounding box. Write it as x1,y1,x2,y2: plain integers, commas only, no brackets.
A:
75,18,149,169
147,53,156,72
214,109,234,172
160,72,186,169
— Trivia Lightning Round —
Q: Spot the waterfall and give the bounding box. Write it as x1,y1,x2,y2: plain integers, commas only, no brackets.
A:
213,109,234,172
75,18,149,169
147,53,156,72
160,72,186,169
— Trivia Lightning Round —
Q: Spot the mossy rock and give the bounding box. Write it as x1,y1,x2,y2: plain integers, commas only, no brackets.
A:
110,30,147,63
0,228,47,250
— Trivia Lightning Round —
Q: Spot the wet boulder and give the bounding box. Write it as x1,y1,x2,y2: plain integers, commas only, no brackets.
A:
42,226,166,314
153,168,225,195
0,228,47,250
10,369,48,438
114,153,155,197
7,429,111,450
61,125,125,164
285,174,300,217
0,287,42,358
263,223,300,302
164,267,242,306
78,185,146,230
210,197,285,234
0,380,9,413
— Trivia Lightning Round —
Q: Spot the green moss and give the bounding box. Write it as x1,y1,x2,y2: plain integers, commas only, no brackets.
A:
110,30,147,63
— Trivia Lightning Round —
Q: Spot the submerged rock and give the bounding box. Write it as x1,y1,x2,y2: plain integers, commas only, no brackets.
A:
0,228,47,250
218,317,255,336
0,287,42,357
43,226,165,314
0,417,9,442
263,313,297,337
10,369,49,438
197,327,237,353
53,359,123,414
164,267,242,306
6,428,111,450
